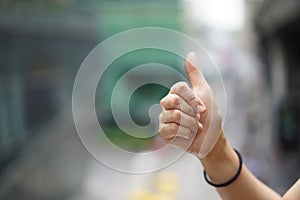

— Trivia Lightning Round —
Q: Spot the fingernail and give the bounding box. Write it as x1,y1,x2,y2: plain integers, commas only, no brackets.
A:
188,52,197,67
197,113,200,120
198,105,205,112
198,122,203,130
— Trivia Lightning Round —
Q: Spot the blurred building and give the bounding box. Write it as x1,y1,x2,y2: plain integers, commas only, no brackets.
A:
0,0,182,170
256,0,300,151
255,0,300,192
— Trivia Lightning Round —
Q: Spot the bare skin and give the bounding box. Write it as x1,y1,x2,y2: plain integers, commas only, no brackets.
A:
158,52,300,200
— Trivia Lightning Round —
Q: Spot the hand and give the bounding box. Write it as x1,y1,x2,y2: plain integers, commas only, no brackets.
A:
159,52,223,158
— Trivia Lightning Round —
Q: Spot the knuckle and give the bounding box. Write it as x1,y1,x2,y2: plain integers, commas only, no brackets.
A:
171,95,179,106
163,94,172,102
172,109,181,121
170,123,178,133
158,124,167,136
172,82,188,93
166,94,179,107
159,123,178,138
177,82,188,91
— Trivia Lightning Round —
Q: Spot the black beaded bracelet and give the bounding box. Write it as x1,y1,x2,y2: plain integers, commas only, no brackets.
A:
203,149,243,187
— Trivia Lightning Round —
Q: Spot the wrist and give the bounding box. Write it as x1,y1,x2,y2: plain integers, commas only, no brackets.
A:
198,130,240,184
200,129,227,161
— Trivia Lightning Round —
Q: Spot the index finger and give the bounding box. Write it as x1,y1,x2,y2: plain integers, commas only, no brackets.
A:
169,82,205,113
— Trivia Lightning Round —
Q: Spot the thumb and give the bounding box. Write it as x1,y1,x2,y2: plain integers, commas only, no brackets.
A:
185,52,207,89
185,52,208,113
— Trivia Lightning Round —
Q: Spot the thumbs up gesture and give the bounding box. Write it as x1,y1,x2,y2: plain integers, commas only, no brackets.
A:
159,52,223,158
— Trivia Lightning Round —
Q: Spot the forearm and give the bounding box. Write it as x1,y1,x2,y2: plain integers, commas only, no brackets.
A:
283,179,300,200
200,130,282,200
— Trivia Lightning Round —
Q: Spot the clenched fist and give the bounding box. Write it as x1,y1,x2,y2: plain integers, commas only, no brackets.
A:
159,52,223,158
